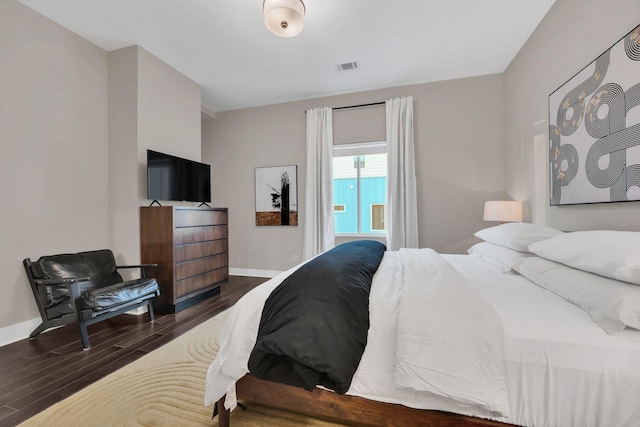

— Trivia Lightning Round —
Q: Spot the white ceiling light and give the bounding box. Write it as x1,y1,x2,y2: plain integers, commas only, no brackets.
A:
263,0,305,38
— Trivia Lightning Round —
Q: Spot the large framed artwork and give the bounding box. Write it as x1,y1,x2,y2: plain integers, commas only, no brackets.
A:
548,24,640,205
255,165,298,226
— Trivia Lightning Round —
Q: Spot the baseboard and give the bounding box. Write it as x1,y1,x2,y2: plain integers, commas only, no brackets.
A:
229,268,282,278
1,307,147,348
0,317,42,347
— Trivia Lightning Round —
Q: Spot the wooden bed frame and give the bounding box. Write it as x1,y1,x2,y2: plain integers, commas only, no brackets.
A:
217,374,514,427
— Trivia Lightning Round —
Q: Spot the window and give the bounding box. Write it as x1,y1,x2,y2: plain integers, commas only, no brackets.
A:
333,141,387,235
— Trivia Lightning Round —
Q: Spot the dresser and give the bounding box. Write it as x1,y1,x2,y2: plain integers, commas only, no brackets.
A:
140,206,228,313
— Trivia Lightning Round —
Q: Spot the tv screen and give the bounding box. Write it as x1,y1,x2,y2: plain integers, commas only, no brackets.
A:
147,150,211,203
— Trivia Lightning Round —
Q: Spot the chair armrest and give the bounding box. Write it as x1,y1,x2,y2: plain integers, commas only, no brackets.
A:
116,264,158,269
62,280,84,318
31,278,84,319
33,277,91,285
116,263,158,279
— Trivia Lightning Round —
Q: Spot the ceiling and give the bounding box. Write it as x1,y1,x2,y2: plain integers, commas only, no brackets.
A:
19,0,556,112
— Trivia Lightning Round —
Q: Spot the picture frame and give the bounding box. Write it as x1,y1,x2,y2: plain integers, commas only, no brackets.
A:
255,165,298,226
548,24,640,205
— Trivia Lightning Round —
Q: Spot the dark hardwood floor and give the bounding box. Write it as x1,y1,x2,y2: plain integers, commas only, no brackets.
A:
0,275,267,427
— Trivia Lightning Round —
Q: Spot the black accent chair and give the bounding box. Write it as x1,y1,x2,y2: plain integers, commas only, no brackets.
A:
23,249,160,350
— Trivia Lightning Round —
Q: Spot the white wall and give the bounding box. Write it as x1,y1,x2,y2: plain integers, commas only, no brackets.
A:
202,74,507,272
0,1,110,331
504,0,640,229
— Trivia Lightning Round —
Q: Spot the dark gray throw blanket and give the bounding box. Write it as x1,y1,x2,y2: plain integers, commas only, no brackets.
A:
247,240,386,394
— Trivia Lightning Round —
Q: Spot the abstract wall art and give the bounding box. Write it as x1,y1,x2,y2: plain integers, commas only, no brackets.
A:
548,24,640,205
255,165,298,226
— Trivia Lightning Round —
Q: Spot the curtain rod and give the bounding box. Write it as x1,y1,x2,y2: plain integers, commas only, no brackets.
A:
332,101,385,111
305,101,385,114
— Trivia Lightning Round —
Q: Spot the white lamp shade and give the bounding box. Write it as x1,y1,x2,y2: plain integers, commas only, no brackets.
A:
483,201,523,222
264,0,305,37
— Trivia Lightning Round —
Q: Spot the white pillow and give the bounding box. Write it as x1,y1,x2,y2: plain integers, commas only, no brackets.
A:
474,223,563,252
512,256,640,334
467,242,534,273
528,230,640,285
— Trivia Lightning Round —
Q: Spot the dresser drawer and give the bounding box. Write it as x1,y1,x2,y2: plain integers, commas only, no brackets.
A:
175,267,228,299
175,239,228,263
174,225,228,245
175,253,228,281
175,209,228,228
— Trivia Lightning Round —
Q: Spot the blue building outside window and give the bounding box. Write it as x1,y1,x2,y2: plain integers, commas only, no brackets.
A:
333,152,386,234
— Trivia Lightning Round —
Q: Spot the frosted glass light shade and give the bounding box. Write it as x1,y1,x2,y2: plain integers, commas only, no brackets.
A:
264,0,305,37
483,201,523,222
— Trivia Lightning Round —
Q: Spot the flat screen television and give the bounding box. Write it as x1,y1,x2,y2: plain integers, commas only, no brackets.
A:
147,149,211,204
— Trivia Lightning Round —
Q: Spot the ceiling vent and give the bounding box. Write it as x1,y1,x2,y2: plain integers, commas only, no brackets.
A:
336,61,359,72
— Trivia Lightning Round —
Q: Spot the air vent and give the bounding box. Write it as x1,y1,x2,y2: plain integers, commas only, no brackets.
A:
336,61,359,72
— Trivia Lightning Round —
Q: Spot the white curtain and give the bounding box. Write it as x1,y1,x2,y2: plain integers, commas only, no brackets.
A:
386,96,419,250
303,107,335,260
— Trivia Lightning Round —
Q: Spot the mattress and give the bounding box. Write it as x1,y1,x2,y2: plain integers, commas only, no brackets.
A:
205,252,640,427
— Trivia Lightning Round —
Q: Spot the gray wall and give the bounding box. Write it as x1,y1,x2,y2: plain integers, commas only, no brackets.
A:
504,0,640,230
109,45,203,273
0,2,203,340
0,1,110,332
202,74,506,273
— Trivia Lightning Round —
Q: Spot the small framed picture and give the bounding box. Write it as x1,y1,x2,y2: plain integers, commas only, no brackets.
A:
255,165,298,226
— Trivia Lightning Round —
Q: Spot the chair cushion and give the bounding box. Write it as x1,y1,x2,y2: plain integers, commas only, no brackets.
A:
44,278,159,319
81,278,159,311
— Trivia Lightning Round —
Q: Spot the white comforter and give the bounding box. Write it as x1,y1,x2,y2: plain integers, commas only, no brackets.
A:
205,249,510,420
394,249,509,416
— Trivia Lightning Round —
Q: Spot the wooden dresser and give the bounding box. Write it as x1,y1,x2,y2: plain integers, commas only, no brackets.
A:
140,206,228,313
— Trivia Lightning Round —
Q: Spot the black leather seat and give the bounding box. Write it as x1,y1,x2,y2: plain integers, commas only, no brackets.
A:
24,249,160,350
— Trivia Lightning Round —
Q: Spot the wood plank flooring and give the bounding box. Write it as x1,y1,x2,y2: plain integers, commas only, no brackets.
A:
0,275,266,427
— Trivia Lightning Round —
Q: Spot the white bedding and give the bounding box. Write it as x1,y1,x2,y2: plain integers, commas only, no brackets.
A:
205,251,640,427
394,249,508,416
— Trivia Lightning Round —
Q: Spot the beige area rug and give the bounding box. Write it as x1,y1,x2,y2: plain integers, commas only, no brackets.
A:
20,310,344,427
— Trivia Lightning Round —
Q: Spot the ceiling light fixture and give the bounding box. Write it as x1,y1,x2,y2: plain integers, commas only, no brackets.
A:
263,0,305,38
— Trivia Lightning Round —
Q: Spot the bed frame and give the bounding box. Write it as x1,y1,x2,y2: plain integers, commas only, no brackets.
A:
217,374,514,427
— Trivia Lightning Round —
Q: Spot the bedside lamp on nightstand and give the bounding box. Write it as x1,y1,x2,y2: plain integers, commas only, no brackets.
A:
483,201,523,224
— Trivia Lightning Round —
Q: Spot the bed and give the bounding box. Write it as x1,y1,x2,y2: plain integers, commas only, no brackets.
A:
204,224,640,427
